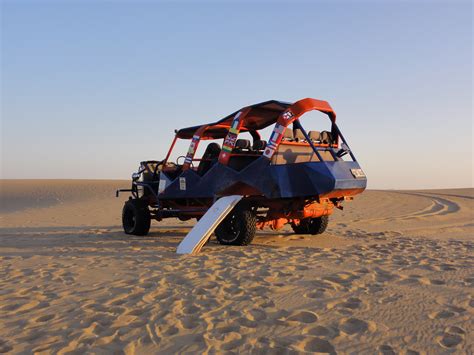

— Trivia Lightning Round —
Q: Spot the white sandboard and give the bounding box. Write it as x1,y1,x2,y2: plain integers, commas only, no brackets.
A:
176,195,243,255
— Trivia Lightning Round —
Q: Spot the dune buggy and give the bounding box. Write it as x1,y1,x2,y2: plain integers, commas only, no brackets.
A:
117,98,366,245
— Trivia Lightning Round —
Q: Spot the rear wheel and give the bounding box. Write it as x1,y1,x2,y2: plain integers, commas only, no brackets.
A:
122,199,151,236
292,215,329,235
215,206,256,246
292,223,309,234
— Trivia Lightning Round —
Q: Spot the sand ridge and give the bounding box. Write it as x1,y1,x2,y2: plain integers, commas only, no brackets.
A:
0,181,472,353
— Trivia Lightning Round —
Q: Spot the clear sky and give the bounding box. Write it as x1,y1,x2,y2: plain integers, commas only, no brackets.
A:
1,0,472,189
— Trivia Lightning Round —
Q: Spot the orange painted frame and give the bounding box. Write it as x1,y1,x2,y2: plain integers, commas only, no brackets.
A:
165,98,338,168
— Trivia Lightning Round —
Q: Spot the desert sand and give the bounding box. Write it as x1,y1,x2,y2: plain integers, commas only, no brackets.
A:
0,180,472,354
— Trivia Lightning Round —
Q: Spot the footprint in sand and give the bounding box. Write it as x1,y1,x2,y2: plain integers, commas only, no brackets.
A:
324,272,358,285
179,315,200,330
447,305,466,314
398,276,422,285
429,310,455,319
287,264,309,271
19,329,45,343
304,289,326,299
297,337,336,353
339,317,375,335
204,329,245,351
334,297,363,311
1,303,21,312
378,294,402,304
201,281,218,290
220,336,246,351
429,305,465,319
126,307,147,317
287,310,318,324
182,304,200,315
378,344,396,354
463,276,474,285
34,314,55,323
438,326,465,349
138,281,155,289
428,279,446,285
0,339,13,353
372,269,399,283
305,325,339,339
244,308,267,322
354,267,370,274
110,298,128,306
162,325,179,336
439,263,457,271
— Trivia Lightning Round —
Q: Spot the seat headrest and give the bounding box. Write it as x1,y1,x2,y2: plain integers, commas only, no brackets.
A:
283,129,294,141
308,131,321,142
320,131,333,144
294,129,306,142
235,139,251,150
253,140,267,151
205,142,221,155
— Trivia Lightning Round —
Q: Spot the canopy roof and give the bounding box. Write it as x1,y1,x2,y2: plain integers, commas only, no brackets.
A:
176,100,291,139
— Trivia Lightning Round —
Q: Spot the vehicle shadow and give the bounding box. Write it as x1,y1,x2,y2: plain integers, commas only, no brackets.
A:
0,224,296,257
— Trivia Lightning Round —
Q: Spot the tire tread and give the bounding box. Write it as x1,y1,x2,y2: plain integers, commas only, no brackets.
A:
122,199,151,236
215,206,256,246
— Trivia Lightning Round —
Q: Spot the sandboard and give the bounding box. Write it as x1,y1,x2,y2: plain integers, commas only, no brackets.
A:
176,195,243,255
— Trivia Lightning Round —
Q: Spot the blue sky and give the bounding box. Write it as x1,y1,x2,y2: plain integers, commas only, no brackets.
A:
1,0,472,188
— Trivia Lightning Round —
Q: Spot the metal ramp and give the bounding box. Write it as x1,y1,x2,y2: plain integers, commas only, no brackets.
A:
176,195,243,255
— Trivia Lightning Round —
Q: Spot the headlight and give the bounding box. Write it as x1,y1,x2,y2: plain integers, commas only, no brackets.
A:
132,172,141,180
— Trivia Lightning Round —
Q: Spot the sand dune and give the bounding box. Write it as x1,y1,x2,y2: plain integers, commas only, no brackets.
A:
0,180,472,354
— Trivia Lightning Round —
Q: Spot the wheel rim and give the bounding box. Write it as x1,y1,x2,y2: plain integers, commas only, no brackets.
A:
221,214,241,243
123,207,136,231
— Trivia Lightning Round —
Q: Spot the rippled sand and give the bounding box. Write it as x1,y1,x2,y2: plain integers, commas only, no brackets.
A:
0,180,472,353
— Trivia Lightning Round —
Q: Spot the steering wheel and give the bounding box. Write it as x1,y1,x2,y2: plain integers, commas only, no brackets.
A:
176,156,186,165
151,160,165,178
176,156,194,168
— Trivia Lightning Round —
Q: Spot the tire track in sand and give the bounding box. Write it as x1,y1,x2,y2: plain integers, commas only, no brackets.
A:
355,191,461,223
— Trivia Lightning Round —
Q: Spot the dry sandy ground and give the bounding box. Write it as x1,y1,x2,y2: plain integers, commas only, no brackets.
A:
0,180,472,354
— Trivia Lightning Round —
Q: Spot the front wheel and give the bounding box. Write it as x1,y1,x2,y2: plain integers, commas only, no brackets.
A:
122,199,151,236
292,215,329,235
215,206,256,246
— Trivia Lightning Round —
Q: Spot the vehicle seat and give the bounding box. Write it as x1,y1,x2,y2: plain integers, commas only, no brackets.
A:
233,139,251,152
283,129,294,141
197,142,221,176
294,129,306,142
229,139,259,171
320,131,333,144
308,131,321,143
252,140,267,151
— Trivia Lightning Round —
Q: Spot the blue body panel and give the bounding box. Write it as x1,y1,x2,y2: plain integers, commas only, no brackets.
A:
159,156,366,200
